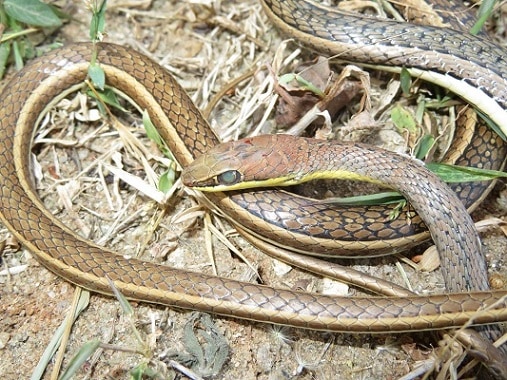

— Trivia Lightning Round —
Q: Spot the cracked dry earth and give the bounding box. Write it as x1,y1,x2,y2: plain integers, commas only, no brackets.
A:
1,1,507,379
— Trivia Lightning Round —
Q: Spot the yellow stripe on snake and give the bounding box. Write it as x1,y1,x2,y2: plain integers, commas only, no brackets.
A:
0,0,506,376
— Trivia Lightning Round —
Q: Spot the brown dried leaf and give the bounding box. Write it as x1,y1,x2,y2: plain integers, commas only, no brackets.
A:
275,58,361,130
401,342,432,362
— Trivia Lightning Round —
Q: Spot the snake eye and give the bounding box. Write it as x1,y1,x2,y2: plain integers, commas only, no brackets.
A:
217,170,241,185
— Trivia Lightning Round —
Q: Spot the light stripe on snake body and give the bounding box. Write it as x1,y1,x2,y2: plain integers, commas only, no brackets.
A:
1,41,506,332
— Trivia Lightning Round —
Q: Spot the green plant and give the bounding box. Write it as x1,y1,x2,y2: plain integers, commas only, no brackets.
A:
0,0,66,79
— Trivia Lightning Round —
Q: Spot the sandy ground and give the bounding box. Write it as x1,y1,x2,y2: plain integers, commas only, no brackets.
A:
1,1,506,379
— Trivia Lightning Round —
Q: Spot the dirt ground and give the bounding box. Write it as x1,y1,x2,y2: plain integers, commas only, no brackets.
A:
1,1,506,379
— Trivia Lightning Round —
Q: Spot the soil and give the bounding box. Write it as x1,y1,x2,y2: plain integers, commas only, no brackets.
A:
0,1,506,379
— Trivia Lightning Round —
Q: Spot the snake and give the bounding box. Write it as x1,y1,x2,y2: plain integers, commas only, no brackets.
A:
0,0,506,374
181,134,488,293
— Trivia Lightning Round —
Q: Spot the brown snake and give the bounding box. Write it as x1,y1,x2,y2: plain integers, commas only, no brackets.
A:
0,0,506,374
182,135,488,292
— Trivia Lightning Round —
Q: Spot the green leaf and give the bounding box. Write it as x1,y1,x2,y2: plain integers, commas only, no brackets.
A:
400,67,412,95
414,134,435,160
424,95,455,110
142,110,174,159
130,363,159,380
142,111,176,192
130,364,144,380
12,40,24,70
278,73,325,97
0,5,8,25
391,104,417,134
4,0,62,27
88,62,105,90
86,88,126,112
143,110,164,146
30,291,90,380
89,0,108,41
47,4,71,22
106,277,134,316
159,170,175,193
0,42,11,79
389,200,407,220
59,340,101,380
471,0,495,35
475,108,507,141
414,98,425,124
426,163,507,183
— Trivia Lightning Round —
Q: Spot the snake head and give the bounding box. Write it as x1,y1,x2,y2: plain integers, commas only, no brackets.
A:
181,135,297,191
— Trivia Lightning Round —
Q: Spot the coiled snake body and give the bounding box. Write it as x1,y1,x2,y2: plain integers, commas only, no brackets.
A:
0,0,506,375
